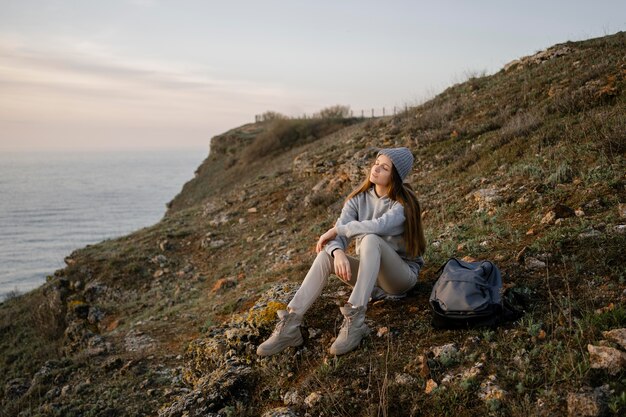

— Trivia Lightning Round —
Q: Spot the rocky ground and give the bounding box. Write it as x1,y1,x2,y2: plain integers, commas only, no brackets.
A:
1,32,625,417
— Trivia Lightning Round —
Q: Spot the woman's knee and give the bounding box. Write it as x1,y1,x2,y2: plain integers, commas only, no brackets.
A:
360,234,383,251
314,250,333,266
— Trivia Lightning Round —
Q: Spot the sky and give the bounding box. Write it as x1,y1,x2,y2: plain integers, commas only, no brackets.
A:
0,1,624,152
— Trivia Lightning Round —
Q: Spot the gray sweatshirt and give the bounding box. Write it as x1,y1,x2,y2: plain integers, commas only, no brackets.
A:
325,187,424,276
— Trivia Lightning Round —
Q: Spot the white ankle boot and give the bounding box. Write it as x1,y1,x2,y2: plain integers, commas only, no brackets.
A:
329,304,369,355
256,310,303,356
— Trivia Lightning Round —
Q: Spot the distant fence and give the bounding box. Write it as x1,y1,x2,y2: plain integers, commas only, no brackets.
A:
254,105,412,123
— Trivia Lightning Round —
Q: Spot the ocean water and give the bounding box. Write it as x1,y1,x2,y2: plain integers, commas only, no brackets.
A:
0,149,206,300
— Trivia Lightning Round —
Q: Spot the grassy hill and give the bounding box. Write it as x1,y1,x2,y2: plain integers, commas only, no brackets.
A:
1,32,625,417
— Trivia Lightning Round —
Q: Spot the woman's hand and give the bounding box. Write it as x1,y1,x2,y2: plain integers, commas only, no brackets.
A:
316,227,338,253
333,250,352,282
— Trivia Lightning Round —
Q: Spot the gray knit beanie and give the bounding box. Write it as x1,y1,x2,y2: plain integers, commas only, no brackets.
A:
377,147,414,181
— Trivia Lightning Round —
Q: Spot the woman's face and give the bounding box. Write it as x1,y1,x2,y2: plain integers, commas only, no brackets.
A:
369,154,393,188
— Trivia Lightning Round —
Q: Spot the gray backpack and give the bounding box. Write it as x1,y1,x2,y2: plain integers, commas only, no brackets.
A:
429,258,519,329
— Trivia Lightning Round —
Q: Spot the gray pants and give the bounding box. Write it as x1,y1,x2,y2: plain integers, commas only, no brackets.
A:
288,234,417,315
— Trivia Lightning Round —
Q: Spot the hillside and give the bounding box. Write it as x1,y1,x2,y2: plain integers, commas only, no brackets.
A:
1,32,625,417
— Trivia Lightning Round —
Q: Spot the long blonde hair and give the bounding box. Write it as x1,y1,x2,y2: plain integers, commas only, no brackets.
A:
345,165,426,257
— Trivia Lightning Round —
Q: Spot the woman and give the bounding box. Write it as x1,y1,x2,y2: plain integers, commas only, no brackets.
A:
257,147,426,356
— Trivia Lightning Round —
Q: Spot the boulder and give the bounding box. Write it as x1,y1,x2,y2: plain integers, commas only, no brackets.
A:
466,188,503,213
601,328,626,350
587,344,626,374
567,385,610,417
525,257,547,270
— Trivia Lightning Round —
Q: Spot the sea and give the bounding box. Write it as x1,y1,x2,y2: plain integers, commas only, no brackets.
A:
0,148,207,301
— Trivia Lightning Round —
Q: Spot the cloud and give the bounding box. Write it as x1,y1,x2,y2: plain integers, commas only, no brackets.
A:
1,39,295,125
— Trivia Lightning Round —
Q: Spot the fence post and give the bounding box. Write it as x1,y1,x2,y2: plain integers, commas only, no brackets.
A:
371,108,374,118
383,107,385,117
361,110,364,118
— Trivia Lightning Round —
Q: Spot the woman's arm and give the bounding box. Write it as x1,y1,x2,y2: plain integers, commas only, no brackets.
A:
336,202,405,238
322,197,359,256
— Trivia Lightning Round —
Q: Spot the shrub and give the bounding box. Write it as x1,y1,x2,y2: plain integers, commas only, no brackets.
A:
243,117,358,162
315,104,351,119
259,111,288,122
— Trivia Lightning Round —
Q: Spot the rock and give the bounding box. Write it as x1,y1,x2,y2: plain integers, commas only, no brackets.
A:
69,300,90,319
209,239,226,249
601,328,626,350
202,201,219,217
394,373,417,385
102,357,124,371
425,379,438,394
575,208,585,217
567,385,610,417
211,277,237,294
247,300,289,328
377,326,389,337
304,391,322,408
44,386,61,400
554,203,575,219
63,319,97,354
614,225,626,235
159,239,171,252
247,207,258,213
262,407,298,417
525,257,546,270
503,59,521,72
578,229,603,239
432,343,458,359
159,364,253,417
541,211,556,225
418,354,430,379
105,318,121,332
125,329,156,352
84,334,110,356
307,328,321,339
467,188,503,213
587,344,626,374
88,306,105,324
151,254,168,265
209,213,230,227
4,378,30,400
283,390,301,406
478,374,506,402
432,344,459,366
83,282,108,303
311,178,329,193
